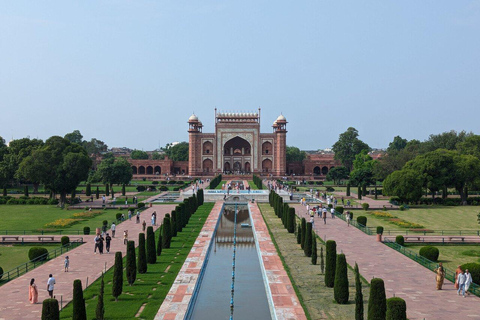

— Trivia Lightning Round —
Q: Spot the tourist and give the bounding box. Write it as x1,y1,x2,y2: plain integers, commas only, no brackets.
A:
29,278,38,304
330,207,335,218
310,216,315,229
455,265,463,289
434,262,445,290
64,256,69,272
347,200,351,207
341,197,344,205
94,234,100,254
142,220,147,232
123,230,128,245
99,234,104,254
111,222,116,238
102,195,106,204
322,208,327,225
47,274,55,298
457,269,466,297
125,196,128,205
128,210,132,221
136,211,140,224
105,233,112,253
345,211,351,227
465,269,473,295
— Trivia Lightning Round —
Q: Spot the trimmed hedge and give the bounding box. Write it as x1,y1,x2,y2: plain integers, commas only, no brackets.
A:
325,240,337,288
126,241,136,285
386,297,407,320
304,222,313,257
368,278,386,320
28,247,48,261
137,233,147,274
42,298,60,320
395,235,405,246
357,216,367,226
112,252,123,301
334,253,349,304
300,218,306,250
362,203,370,211
146,226,156,264
336,206,344,214
61,236,70,246
419,246,439,262
376,226,384,235
72,279,86,320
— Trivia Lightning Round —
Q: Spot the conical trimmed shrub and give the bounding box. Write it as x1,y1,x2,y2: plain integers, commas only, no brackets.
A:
297,225,302,245
325,240,337,287
126,240,136,285
105,184,109,196
156,226,163,257
72,279,86,320
86,183,91,196
138,233,147,274
368,278,386,320
162,215,172,249
334,253,349,304
112,252,123,301
146,226,156,264
287,207,296,233
304,222,313,257
95,274,105,320
171,210,178,237
41,298,59,320
300,218,306,249
96,186,99,199
355,263,364,320
320,246,325,274
311,234,317,265
386,297,406,320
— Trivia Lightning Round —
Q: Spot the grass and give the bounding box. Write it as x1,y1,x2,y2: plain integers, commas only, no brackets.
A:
258,203,370,320
0,205,123,234
362,206,480,231
0,243,62,272
59,202,214,320
214,181,227,190
406,244,480,271
247,181,259,190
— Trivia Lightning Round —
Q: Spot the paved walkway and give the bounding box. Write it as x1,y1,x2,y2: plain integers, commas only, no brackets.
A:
0,205,174,320
293,204,480,320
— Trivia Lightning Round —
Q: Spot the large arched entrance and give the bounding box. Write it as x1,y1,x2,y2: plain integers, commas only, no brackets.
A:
313,166,321,175
223,137,252,173
262,159,272,172
203,159,213,172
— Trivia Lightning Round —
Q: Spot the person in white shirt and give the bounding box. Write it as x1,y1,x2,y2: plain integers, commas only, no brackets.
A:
111,222,116,238
465,269,473,295
330,208,335,218
47,274,55,298
457,270,466,297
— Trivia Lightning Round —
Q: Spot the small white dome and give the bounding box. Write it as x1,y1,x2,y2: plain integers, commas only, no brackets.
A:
189,114,198,121
276,114,286,121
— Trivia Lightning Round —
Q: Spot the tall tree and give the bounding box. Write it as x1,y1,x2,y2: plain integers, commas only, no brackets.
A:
94,157,133,192
72,279,87,320
164,142,189,161
83,138,108,155
355,263,364,320
286,146,307,162
326,166,349,184
387,136,408,153
350,150,376,188
383,169,423,203
130,150,149,159
332,127,370,171
421,130,472,153
64,130,84,145
112,252,123,301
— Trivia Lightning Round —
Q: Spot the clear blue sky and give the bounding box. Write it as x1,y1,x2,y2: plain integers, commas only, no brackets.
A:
1,1,479,150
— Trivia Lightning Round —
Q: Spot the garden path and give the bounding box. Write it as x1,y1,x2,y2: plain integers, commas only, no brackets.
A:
0,204,174,320
293,203,480,320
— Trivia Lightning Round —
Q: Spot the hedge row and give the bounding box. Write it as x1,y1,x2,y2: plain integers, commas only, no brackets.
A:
0,196,58,205
252,175,263,190
208,174,222,190
390,196,480,206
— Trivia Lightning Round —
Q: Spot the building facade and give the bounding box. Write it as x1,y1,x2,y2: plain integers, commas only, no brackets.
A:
188,110,287,176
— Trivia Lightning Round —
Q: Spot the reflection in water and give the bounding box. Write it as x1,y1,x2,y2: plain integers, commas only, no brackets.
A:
187,205,271,320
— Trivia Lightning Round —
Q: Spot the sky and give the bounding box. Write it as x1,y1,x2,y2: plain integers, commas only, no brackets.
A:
1,1,479,151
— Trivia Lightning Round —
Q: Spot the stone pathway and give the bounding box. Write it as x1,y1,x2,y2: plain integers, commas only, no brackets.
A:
0,205,174,320
292,204,480,320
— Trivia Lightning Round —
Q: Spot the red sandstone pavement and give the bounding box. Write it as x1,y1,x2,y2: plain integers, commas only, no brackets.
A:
293,203,480,320
0,205,174,320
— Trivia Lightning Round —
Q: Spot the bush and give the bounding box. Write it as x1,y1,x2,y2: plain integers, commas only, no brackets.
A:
355,263,363,320
137,233,147,274
334,253,349,304
368,278,386,320
376,226,384,235
116,213,122,221
460,262,480,285
386,297,407,320
28,247,48,261
160,180,167,184
336,206,344,214
42,298,60,320
399,205,405,211
297,225,302,245
395,235,405,246
357,216,367,226
300,218,306,250
160,186,168,191
304,223,313,257
126,241,136,285
83,227,90,235
146,226,156,264
326,187,335,192
72,279,86,320
152,181,159,185
136,186,146,192
61,236,70,246
419,246,439,262
86,183,91,197
0,266,3,280
362,203,370,211
325,240,337,288
112,252,123,301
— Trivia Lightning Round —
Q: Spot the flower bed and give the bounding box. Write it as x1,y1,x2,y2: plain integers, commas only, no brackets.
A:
368,211,424,229
45,218,80,228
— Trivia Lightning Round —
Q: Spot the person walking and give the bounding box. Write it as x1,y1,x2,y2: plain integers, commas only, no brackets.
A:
310,216,315,229
330,207,335,218
345,211,351,227
111,222,116,238
105,233,112,253
47,274,55,298
29,278,38,304
99,234,104,254
142,220,147,232
123,230,128,245
434,262,446,290
136,211,140,224
64,256,69,272
465,269,473,295
457,269,466,297
128,210,132,221
94,234,100,254
322,208,327,225
455,266,463,289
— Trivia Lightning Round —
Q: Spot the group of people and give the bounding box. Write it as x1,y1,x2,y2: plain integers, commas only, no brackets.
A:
94,232,112,254
434,264,473,297
28,274,55,304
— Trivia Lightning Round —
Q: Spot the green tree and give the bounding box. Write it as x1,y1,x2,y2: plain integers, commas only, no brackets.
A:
164,142,189,161
296,225,302,244
350,150,376,188
334,253,349,304
386,297,407,320
162,215,172,248
287,207,295,233
304,222,313,257
122,183,126,196
355,263,364,320
130,150,149,159
452,153,480,204
64,130,83,145
95,274,105,320
320,246,325,274
325,240,337,287
326,166,349,184
146,226,157,264
94,156,133,193
311,234,317,265
72,279,86,320
383,169,424,203
300,218,306,250
156,226,163,256
126,241,136,285
368,278,386,320
286,146,306,162
387,136,408,153
86,183,91,196
332,127,370,171
41,298,59,320
112,252,123,301
152,152,165,160
457,135,480,158
138,233,147,274
422,130,472,153
96,186,100,199
83,138,108,155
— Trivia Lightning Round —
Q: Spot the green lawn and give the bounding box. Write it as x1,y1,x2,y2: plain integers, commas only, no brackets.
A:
406,244,480,271
214,181,227,190
362,206,480,232
59,202,214,320
0,243,62,272
247,181,258,190
0,205,123,234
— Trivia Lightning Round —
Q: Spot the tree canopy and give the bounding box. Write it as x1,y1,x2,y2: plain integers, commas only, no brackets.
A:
332,127,370,171
326,166,349,184
286,146,306,162
164,142,189,161
130,150,149,159
94,157,133,188
349,150,376,187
